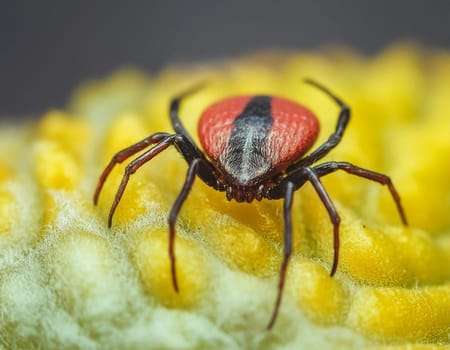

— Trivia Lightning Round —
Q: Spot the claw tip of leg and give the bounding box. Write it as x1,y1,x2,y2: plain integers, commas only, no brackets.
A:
330,265,337,277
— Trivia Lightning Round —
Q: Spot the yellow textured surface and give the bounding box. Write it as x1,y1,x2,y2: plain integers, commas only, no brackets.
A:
288,259,348,324
348,285,450,343
0,45,449,349
132,228,210,308
0,187,15,237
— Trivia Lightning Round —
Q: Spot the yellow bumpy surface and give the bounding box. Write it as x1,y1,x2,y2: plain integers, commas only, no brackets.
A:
0,45,449,349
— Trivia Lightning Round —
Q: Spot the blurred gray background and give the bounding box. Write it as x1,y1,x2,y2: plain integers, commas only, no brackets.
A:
1,1,450,117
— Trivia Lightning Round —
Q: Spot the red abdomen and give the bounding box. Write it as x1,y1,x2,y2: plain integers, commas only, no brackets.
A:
198,95,320,184
268,97,320,168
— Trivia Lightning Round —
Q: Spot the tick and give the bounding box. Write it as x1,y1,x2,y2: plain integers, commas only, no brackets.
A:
93,79,407,329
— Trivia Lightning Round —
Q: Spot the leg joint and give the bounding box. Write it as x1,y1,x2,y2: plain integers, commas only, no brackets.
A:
124,163,135,175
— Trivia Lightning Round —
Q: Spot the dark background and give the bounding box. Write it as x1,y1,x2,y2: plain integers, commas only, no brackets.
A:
1,1,450,118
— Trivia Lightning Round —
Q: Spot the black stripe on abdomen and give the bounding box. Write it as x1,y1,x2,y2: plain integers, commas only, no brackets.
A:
220,96,274,185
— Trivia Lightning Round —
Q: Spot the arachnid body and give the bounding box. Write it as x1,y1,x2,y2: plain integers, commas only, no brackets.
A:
94,80,407,329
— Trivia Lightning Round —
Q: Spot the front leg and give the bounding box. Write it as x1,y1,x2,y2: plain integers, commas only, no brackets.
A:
107,135,179,227
267,167,342,277
267,181,295,330
303,167,342,276
168,158,202,292
94,132,172,205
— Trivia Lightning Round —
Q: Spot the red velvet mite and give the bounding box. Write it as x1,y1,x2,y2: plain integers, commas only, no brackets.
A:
93,79,408,330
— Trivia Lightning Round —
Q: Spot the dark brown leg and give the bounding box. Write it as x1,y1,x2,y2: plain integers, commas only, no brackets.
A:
287,79,350,170
168,158,201,292
267,181,295,330
170,82,206,147
107,135,177,227
94,132,171,205
314,161,408,225
304,167,341,277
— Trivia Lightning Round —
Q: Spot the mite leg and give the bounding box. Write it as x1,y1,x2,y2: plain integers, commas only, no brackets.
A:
170,82,206,147
168,158,201,292
287,80,350,170
107,135,177,227
304,167,341,277
314,161,408,225
94,132,171,204
267,181,295,330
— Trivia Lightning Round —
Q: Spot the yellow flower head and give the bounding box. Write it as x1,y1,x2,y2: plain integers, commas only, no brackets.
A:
1,45,449,349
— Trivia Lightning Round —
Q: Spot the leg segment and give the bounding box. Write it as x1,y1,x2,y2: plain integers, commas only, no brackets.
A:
304,167,341,276
170,82,206,147
169,84,225,190
314,161,408,225
107,135,178,227
287,79,351,171
267,181,295,330
101,132,223,228
93,132,171,205
173,137,224,190
168,158,201,292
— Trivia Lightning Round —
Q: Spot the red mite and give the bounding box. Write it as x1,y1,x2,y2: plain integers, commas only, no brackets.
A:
94,79,408,329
